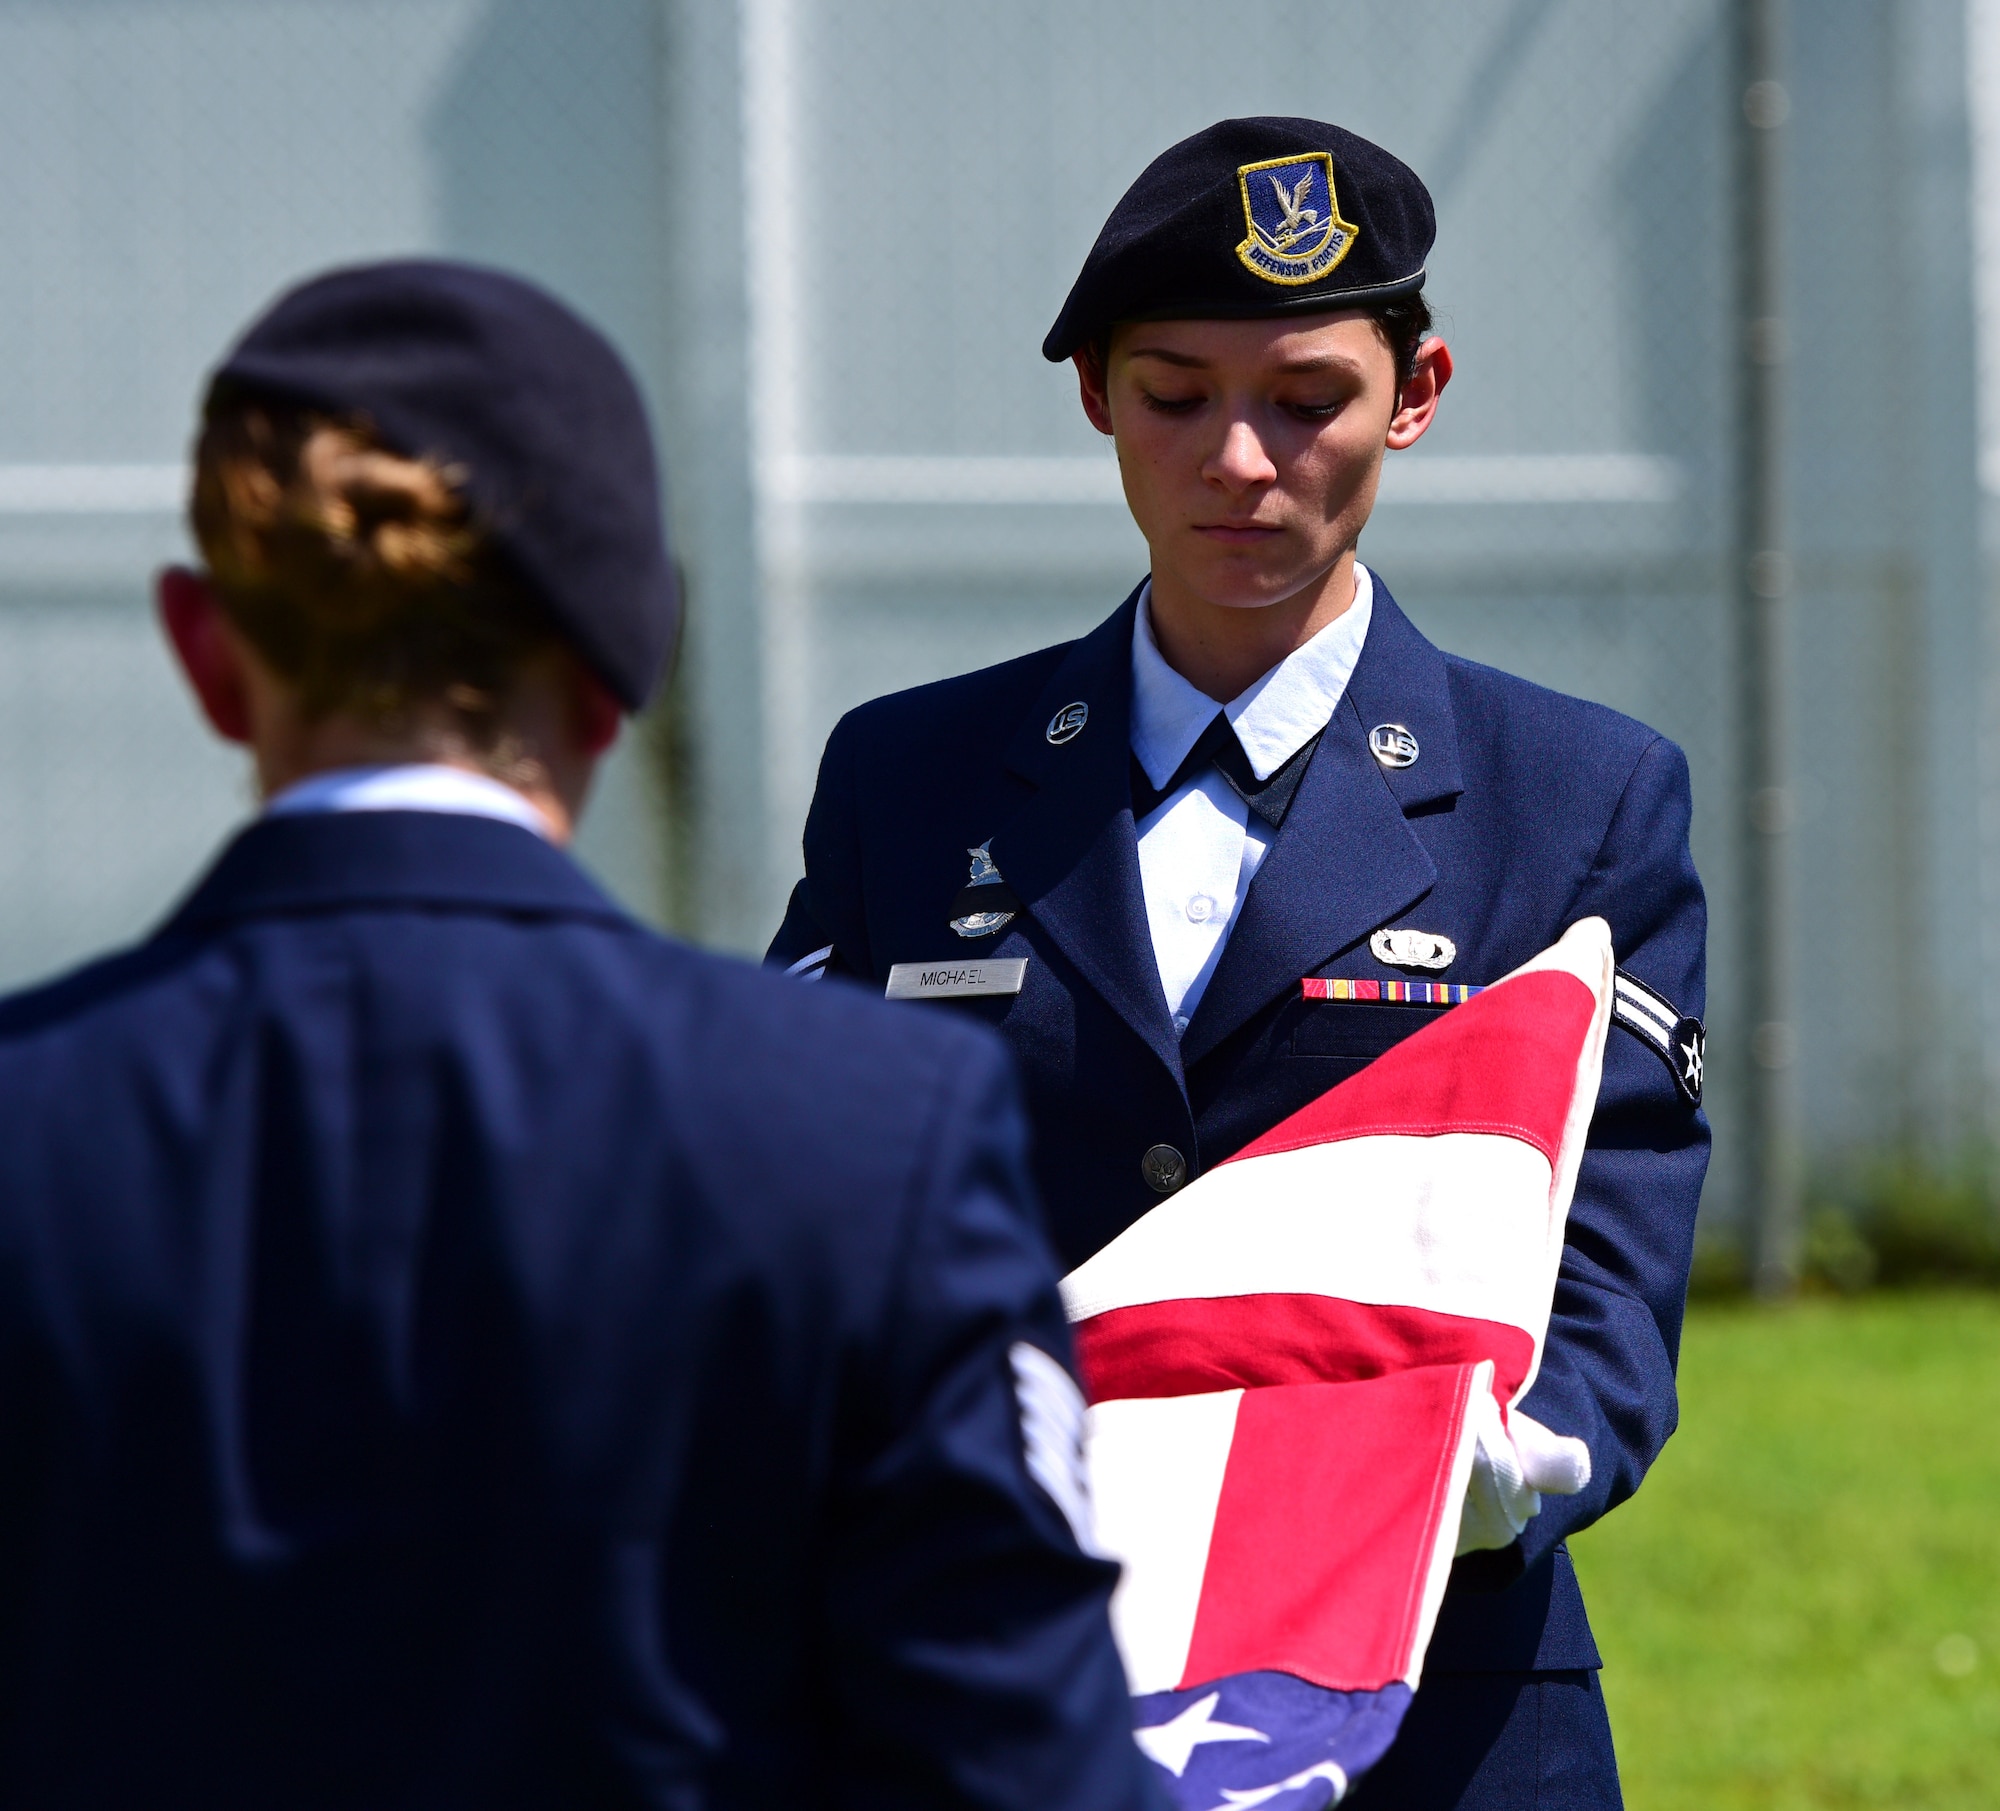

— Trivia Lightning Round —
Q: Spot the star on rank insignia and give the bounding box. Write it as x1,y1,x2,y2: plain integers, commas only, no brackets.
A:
1235,151,1358,286
1678,1021,1705,1097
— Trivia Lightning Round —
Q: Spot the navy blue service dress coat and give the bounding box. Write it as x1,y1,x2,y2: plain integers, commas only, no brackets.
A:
771,577,1710,1810
0,809,1149,1811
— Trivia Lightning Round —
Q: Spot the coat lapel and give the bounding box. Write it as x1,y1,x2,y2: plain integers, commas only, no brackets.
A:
1343,578,1465,814
1180,581,1464,1066
989,585,1184,1081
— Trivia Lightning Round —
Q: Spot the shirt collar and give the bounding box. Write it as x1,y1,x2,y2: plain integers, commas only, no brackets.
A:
263,763,554,839
1129,562,1375,787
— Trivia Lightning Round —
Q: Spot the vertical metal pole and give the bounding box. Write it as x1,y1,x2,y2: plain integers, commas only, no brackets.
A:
1736,0,1801,1295
740,0,811,949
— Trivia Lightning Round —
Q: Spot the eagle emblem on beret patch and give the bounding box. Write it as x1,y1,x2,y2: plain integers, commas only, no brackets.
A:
1235,152,1358,286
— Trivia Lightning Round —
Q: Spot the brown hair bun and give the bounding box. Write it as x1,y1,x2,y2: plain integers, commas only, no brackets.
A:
191,400,558,734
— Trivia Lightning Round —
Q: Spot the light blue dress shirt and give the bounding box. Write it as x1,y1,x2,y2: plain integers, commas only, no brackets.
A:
1129,565,1374,1032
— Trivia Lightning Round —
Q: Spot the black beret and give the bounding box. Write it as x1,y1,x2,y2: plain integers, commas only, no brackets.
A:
208,259,679,712
1043,117,1435,362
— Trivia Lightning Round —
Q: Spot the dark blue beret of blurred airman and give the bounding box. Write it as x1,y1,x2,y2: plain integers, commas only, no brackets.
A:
208,259,680,711
1043,116,1436,362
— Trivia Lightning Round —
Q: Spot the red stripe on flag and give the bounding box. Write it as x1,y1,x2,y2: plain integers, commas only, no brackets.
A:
1225,969,1594,1167
1178,1366,1476,1694
1075,1293,1534,1406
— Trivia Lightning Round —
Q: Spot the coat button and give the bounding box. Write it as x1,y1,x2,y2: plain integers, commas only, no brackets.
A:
1141,1143,1188,1194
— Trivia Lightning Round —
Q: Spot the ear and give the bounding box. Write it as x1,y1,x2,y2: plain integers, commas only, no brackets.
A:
1073,347,1115,437
572,669,623,759
156,566,254,744
1386,336,1453,451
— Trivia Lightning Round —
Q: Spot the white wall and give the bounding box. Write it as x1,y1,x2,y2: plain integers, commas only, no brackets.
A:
0,0,1983,1225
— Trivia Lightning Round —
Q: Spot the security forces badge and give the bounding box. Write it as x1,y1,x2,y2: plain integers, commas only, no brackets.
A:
1235,151,1359,286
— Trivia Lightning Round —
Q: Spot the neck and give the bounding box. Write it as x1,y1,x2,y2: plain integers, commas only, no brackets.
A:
1144,550,1360,703
265,751,575,843
250,713,578,844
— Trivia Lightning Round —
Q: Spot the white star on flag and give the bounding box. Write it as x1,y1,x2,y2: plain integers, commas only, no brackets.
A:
1208,1760,1350,1809
1134,1692,1270,1777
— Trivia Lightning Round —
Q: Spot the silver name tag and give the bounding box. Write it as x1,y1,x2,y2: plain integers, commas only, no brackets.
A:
885,958,1029,1001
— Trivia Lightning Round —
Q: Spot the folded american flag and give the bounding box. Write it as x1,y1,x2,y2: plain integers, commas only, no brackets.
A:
1062,919,1616,1809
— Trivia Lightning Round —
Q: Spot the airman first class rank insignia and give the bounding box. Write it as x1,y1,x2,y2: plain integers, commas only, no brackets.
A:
1235,152,1358,286
1611,969,1705,1107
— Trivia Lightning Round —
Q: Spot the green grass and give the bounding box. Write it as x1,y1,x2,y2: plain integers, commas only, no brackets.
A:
1570,1294,2000,1809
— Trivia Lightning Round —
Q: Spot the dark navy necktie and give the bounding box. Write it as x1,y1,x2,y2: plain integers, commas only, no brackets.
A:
1130,714,1321,829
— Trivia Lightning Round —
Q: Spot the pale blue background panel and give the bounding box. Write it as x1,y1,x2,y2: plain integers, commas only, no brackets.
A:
0,0,672,991
0,0,1986,1239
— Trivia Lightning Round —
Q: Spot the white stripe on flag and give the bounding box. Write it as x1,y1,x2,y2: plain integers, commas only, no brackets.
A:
1088,1390,1242,1694
1407,1359,1495,1688
1063,1132,1560,1339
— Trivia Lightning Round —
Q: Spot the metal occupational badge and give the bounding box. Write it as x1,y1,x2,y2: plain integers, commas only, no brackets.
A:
1234,152,1358,287
950,839,1017,939
1370,927,1456,972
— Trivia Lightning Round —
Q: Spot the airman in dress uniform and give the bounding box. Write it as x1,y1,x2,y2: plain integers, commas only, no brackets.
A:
0,261,1149,1810
770,118,1709,1811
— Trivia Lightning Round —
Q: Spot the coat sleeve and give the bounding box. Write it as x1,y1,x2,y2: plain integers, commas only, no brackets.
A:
823,1029,1156,1811
766,714,872,980
1512,732,1710,1571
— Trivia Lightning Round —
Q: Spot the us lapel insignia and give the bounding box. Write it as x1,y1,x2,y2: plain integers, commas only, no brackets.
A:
1371,927,1456,971
1369,723,1420,768
1046,701,1089,745
949,839,1020,939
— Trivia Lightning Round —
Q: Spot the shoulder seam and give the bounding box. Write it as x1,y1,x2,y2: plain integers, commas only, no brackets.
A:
1558,731,1669,937
838,639,1075,734
1440,652,1664,744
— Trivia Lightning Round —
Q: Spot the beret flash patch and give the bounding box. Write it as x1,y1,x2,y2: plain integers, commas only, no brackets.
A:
1235,152,1358,286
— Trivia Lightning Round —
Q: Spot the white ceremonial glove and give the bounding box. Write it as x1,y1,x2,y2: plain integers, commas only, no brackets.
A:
1454,1393,1593,1556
